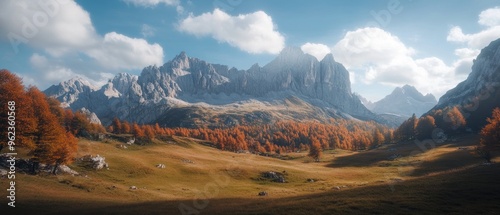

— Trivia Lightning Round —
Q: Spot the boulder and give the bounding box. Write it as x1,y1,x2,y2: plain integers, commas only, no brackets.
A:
156,164,166,169
261,171,286,183
57,165,79,175
258,191,268,196
78,155,109,170
130,186,137,190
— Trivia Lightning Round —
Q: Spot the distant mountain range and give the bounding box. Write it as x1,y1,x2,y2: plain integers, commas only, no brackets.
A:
45,47,383,127
355,85,437,126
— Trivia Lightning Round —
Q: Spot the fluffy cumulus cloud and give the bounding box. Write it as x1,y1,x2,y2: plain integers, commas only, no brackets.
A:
447,7,500,49
29,53,79,83
178,9,285,54
478,7,500,27
332,28,415,67
87,32,163,70
300,43,331,61
331,27,465,98
0,0,164,86
446,6,500,78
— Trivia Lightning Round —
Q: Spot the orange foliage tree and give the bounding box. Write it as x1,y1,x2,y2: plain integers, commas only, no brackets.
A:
416,115,436,140
27,87,78,174
479,108,500,163
308,138,322,162
0,70,37,151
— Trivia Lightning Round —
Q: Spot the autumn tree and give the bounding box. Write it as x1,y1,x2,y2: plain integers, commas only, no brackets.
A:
309,138,322,162
373,129,385,146
395,114,418,141
445,106,466,132
132,123,145,139
478,108,500,163
122,121,131,134
112,118,122,134
0,70,36,152
416,115,436,140
27,87,77,173
49,132,78,174
143,125,155,142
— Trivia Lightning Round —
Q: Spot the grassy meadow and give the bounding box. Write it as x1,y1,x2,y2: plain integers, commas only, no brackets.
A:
1,134,499,214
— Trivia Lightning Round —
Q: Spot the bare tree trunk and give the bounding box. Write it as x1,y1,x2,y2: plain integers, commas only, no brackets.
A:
52,163,59,175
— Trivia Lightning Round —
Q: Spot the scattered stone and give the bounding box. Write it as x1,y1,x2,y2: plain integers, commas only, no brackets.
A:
56,165,79,176
258,191,268,196
126,138,135,145
77,155,109,170
261,171,286,183
341,185,347,188
335,186,341,190
156,164,166,169
181,159,194,164
307,178,315,183
116,144,128,149
482,162,492,166
0,168,7,176
130,186,137,190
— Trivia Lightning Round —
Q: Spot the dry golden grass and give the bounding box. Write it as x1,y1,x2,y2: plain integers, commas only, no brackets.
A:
1,134,499,214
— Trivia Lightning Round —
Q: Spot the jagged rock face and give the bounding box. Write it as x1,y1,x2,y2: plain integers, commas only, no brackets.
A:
428,38,500,131
79,108,102,125
44,77,98,108
44,47,381,126
371,85,437,117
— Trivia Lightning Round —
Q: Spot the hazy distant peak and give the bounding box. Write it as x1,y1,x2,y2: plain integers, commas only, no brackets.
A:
320,53,335,63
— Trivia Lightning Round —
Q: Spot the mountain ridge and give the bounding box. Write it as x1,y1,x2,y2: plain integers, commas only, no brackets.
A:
44,47,383,127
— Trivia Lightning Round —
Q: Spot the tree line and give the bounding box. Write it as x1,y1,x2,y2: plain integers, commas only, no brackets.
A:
394,104,500,162
108,117,395,155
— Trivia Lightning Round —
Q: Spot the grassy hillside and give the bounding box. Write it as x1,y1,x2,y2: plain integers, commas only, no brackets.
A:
1,134,499,214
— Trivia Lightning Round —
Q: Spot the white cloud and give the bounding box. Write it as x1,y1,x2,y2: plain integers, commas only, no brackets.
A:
122,0,179,7
332,27,464,98
87,32,164,70
478,7,500,27
446,6,500,77
447,7,500,49
0,0,164,86
332,28,414,68
0,0,98,55
300,43,331,61
29,53,80,83
178,9,285,54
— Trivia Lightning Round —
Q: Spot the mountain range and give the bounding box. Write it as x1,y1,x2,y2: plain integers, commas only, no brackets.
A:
45,47,381,127
45,38,500,130
355,85,437,125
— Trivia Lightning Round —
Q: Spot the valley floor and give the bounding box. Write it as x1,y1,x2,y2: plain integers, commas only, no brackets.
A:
1,134,499,215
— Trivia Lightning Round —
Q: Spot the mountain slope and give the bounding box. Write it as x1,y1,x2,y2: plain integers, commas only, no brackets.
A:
427,38,500,131
371,85,437,117
45,47,382,127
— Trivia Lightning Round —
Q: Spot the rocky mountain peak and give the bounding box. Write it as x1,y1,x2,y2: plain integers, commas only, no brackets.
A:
371,85,437,117
45,47,384,126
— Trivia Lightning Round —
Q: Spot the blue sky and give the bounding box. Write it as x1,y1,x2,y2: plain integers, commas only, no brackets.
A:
1,0,499,101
